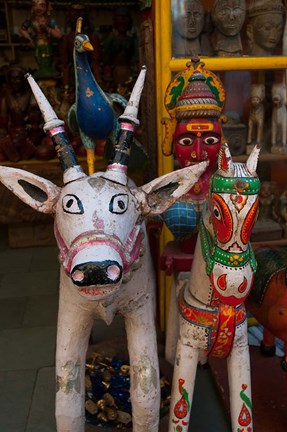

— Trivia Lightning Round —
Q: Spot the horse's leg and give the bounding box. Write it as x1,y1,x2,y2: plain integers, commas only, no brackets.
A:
124,299,160,432
227,320,253,432
56,277,94,432
165,273,187,364
168,326,199,432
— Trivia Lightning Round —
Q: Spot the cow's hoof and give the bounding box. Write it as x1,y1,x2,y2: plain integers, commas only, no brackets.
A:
260,341,276,357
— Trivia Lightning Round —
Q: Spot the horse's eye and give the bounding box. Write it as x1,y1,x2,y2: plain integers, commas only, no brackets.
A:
62,194,84,214
212,193,233,244
213,204,221,220
109,194,129,214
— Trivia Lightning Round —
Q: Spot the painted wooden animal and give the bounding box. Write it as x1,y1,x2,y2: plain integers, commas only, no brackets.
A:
67,17,116,175
168,142,261,432
246,246,287,371
67,18,148,176
0,69,208,432
247,84,265,148
271,82,287,155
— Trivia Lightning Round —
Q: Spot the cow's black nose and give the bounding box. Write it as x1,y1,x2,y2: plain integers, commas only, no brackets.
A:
71,261,122,286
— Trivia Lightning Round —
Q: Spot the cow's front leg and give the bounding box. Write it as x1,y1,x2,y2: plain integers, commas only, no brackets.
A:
227,319,253,432
168,321,199,432
124,300,160,432
55,277,94,432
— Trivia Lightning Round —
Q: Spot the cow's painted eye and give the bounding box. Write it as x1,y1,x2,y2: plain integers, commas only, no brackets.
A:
62,194,84,214
109,194,129,214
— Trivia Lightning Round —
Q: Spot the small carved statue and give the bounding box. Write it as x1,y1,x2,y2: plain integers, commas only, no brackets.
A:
271,82,287,155
247,83,265,153
172,0,205,57
20,0,62,78
211,0,246,56
0,65,44,161
246,0,285,56
161,60,226,247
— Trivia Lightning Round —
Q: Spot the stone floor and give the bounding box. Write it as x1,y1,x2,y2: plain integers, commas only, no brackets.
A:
0,224,230,432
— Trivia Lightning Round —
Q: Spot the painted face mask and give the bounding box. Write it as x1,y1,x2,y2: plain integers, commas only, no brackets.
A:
174,119,222,170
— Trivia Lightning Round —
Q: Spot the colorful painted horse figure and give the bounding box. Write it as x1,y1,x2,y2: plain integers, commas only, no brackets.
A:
246,246,287,371
169,142,261,432
0,70,208,432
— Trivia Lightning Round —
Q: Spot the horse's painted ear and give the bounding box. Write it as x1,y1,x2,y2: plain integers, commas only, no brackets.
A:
217,143,234,176
246,144,261,175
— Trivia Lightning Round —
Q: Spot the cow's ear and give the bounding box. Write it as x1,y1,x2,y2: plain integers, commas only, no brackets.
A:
135,161,208,216
0,166,61,214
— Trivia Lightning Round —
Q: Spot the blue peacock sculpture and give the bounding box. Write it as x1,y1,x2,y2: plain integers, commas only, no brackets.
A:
67,17,116,175
68,17,149,177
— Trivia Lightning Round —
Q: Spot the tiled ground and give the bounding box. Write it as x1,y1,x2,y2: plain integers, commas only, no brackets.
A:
0,225,230,432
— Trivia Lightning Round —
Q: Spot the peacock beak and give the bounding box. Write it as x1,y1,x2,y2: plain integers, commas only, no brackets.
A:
82,40,94,52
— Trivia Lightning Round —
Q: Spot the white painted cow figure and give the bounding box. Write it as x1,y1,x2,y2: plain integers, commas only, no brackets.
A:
0,68,207,432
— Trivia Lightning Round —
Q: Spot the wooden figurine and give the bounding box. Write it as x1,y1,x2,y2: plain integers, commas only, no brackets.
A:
247,83,265,154
168,142,261,432
246,0,285,57
67,18,116,175
172,0,205,57
271,82,287,155
20,0,62,78
211,0,246,57
0,68,208,432
161,59,225,247
66,19,148,177
161,59,226,363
